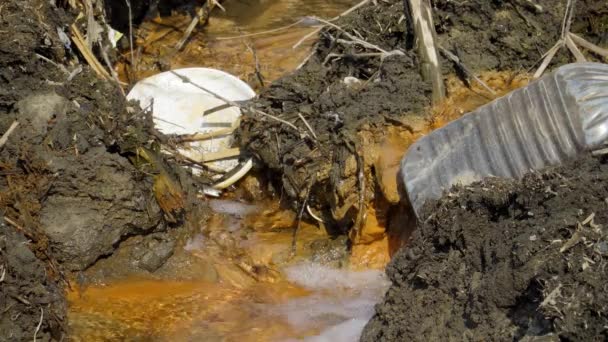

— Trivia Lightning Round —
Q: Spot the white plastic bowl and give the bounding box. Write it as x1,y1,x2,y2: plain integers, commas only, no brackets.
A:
127,68,256,173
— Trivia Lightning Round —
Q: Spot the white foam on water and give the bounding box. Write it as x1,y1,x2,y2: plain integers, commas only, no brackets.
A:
209,199,259,217
279,262,390,341
284,262,388,291
303,318,369,342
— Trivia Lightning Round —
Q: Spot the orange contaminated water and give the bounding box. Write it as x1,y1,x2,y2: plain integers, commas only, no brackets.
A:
67,72,531,340
73,1,535,339
68,72,531,341
68,201,388,341
348,72,531,270
118,0,358,86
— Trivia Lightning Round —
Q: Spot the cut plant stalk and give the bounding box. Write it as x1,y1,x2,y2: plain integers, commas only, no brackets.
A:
405,0,445,104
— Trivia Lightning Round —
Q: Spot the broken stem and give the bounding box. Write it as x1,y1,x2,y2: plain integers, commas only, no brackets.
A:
33,308,44,342
124,0,135,68
405,0,445,104
291,180,313,256
297,113,318,140
293,0,371,49
565,34,586,62
439,46,496,95
533,40,563,79
569,32,608,58
0,121,19,149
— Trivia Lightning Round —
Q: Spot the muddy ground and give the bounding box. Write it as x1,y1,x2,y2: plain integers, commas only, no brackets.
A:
361,153,608,341
1,0,607,340
239,0,608,233
0,0,207,339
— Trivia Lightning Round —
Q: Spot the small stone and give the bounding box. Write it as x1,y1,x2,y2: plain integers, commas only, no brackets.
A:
596,241,608,256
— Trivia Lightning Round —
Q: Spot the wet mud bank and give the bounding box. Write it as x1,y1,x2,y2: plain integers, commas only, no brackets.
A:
0,0,205,339
238,0,608,234
0,0,607,339
361,154,608,341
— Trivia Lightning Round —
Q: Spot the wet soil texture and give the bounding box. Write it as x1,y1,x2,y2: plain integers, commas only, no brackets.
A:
238,0,608,233
361,154,608,341
0,0,200,338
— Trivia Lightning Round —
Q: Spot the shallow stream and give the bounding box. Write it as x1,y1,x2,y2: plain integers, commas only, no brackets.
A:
70,1,396,340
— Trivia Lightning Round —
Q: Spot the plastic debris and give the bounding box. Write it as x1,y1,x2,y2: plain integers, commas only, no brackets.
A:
401,62,608,217
127,68,256,187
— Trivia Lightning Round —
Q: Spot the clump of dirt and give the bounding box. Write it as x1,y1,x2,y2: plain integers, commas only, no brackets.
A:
238,0,607,234
0,223,67,341
0,0,206,338
0,0,210,270
361,154,608,341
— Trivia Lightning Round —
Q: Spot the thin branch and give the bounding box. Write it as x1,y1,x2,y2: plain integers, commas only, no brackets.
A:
533,40,562,79
35,54,69,75
174,126,235,143
124,0,135,68
569,32,608,58
216,18,310,40
246,43,265,88
297,48,317,70
293,0,371,49
175,6,204,51
291,179,314,256
439,46,496,95
312,17,394,55
0,121,19,149
298,113,317,140
100,46,127,96
306,204,324,223
33,308,43,342
565,34,586,62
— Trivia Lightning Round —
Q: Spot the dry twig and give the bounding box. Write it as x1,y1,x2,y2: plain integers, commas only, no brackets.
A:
439,46,496,95
124,0,135,66
293,0,372,49
70,24,110,80
33,308,43,342
0,121,19,149
176,0,223,51
405,0,445,103
297,113,317,140
291,178,314,256
217,18,312,41
533,0,607,78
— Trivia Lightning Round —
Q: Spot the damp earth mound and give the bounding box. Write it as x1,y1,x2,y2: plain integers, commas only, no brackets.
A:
361,154,608,341
239,0,608,234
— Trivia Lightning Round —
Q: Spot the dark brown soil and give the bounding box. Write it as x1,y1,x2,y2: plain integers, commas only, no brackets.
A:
361,154,608,341
0,223,67,341
0,0,203,339
238,0,608,234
